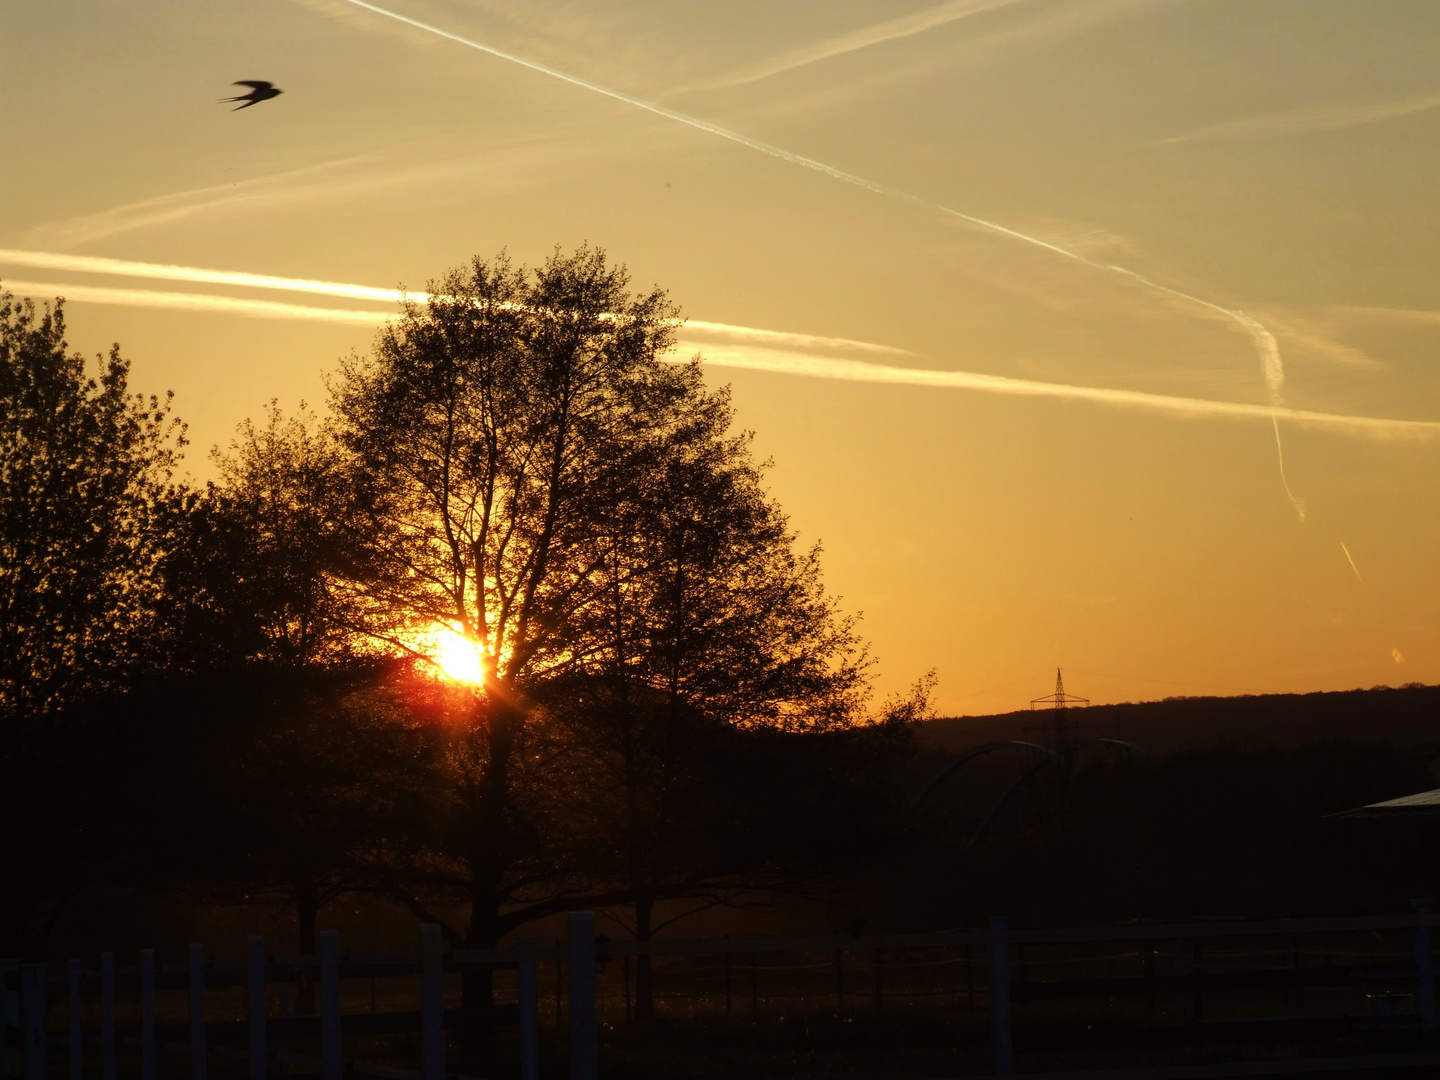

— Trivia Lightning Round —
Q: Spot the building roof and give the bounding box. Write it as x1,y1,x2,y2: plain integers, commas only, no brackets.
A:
1331,788,1440,819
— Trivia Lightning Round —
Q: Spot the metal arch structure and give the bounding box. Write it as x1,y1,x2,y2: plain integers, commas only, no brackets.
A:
966,737,1151,844
915,741,1057,805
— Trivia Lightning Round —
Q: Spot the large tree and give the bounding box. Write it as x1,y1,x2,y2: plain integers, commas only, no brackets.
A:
331,247,695,1002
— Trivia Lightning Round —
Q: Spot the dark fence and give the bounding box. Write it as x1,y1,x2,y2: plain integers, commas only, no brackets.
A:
7,906,1440,1080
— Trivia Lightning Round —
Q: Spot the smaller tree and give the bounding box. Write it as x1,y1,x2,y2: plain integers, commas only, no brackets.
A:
0,291,183,955
153,403,413,954
554,372,921,1015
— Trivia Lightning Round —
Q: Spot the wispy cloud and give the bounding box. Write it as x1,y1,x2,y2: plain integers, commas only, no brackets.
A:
686,346,1436,443
319,0,1287,402
1271,416,1306,521
683,320,910,356
0,250,409,304
1331,306,1440,327
0,251,906,354
19,133,605,249
1157,91,1440,145
6,272,1430,442
20,155,381,249
1,280,386,326
676,0,1028,93
1341,542,1364,584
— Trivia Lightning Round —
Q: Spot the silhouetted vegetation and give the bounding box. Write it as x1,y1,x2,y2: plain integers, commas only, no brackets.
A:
0,255,923,978
2,255,1437,1031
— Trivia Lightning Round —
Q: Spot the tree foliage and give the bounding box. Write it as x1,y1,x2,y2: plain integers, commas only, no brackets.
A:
0,293,183,722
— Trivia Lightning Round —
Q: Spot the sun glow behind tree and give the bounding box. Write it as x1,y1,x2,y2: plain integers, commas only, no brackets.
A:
432,626,484,685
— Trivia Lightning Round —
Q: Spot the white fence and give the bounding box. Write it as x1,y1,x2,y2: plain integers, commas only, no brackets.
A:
7,907,1440,1080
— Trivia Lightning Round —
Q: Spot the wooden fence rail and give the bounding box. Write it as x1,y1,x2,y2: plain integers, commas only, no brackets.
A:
4,907,1439,1080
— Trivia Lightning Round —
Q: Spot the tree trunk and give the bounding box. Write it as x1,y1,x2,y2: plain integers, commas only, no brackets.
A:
458,699,519,1066
295,880,319,1014
634,895,655,1020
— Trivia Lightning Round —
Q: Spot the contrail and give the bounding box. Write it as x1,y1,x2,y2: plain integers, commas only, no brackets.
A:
8,275,1436,442
1271,416,1306,521
686,347,1438,442
0,280,387,325
0,248,408,303
1340,542,1364,584
677,0,1027,93
1158,90,1440,145
329,0,1284,393
0,250,907,355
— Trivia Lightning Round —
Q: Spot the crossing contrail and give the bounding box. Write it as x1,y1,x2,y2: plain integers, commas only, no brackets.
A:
1340,542,1364,583
6,272,1435,442
1272,416,1307,521
328,0,1285,394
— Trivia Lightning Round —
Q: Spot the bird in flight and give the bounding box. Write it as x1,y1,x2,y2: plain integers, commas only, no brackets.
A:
221,81,283,110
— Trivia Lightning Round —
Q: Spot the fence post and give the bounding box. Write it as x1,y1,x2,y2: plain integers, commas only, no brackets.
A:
21,964,46,1080
320,931,341,1080
2,961,18,1080
987,918,1012,1077
517,938,539,1080
68,960,81,1080
874,947,883,1014
140,950,156,1080
1416,900,1435,1027
554,942,563,1029
568,913,597,1080
100,953,115,1080
189,943,207,1080
246,937,266,1080
834,949,844,1009
419,925,444,1080
1173,938,1185,1022
723,940,732,1016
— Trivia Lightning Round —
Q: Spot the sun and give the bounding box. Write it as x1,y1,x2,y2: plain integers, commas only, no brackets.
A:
433,626,484,685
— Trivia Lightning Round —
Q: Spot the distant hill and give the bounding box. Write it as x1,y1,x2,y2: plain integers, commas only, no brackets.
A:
918,683,1440,757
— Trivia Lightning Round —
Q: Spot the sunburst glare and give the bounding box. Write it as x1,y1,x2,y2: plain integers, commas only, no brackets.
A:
433,626,484,685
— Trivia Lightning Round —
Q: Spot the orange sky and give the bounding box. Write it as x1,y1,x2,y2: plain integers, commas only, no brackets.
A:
5,0,1440,713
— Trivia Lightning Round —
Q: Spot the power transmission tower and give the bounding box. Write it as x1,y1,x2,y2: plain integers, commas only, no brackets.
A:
1029,668,1090,749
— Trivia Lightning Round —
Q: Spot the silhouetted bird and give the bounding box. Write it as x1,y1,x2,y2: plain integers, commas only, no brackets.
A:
221,81,283,110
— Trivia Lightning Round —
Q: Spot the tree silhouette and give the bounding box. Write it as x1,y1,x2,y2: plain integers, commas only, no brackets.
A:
330,247,695,1019
552,377,877,1015
0,291,183,954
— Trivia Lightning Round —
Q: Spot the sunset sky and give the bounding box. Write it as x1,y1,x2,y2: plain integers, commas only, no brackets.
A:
5,0,1440,714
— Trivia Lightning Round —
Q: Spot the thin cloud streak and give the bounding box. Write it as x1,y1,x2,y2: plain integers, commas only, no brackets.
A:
1271,416,1306,521
326,0,1285,395
0,251,906,355
1340,542,1364,584
1157,90,1440,145
684,320,910,356
7,275,1430,442
0,250,409,304
678,0,1026,93
1,280,386,326
1333,306,1440,326
20,155,379,249
688,347,1438,442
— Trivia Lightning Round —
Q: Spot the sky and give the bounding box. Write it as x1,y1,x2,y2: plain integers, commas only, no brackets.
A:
4,0,1440,715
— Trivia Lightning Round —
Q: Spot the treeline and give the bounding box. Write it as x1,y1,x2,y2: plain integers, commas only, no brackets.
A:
3,249,1435,1017
0,250,927,1020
